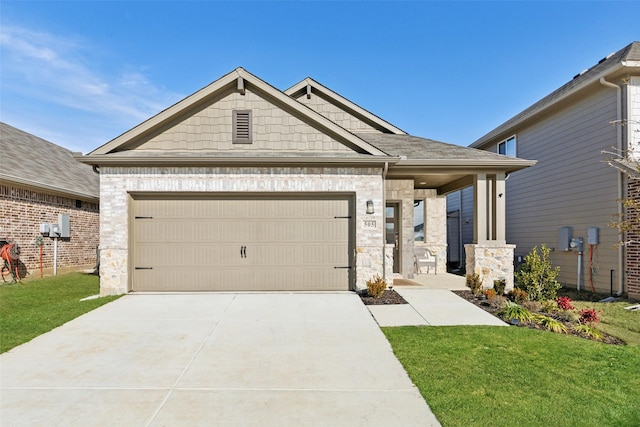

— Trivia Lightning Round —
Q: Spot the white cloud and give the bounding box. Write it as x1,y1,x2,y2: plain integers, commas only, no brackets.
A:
0,24,182,152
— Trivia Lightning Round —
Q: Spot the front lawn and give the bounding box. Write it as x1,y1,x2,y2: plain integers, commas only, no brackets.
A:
0,273,120,353
384,326,640,427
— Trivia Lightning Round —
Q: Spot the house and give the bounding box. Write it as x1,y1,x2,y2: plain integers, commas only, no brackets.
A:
0,122,100,278
77,68,534,296
448,41,640,301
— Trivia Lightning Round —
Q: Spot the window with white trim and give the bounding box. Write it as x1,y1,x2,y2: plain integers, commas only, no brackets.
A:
498,136,516,157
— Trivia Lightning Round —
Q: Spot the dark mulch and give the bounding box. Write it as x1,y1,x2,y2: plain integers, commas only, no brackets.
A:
453,290,625,345
359,289,408,305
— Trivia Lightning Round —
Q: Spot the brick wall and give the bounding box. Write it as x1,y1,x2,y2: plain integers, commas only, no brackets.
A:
0,184,99,277
628,178,640,301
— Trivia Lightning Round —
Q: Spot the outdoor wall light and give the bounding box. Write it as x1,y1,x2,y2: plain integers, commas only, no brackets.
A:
366,200,375,214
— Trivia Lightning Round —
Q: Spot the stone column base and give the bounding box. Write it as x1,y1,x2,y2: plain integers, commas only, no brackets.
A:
465,242,516,291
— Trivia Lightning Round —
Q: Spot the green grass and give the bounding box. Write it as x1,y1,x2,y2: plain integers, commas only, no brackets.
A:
383,326,640,427
572,300,640,346
0,273,120,353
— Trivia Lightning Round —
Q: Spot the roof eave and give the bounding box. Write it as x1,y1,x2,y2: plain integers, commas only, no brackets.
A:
0,175,99,201
470,63,627,148
75,154,401,167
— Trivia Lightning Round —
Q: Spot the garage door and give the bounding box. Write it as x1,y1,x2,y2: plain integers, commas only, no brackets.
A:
131,195,352,291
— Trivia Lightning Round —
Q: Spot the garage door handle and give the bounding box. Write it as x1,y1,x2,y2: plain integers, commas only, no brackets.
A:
135,267,153,270
240,246,247,258
334,266,352,269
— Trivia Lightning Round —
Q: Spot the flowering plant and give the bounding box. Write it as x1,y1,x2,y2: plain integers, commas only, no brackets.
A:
556,296,575,311
579,308,601,325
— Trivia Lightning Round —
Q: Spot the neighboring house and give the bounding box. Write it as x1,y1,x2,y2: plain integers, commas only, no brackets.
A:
77,68,534,296
0,123,100,277
447,41,640,301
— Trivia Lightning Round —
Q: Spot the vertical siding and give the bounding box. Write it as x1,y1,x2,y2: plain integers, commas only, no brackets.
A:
446,187,474,267
135,89,351,153
503,88,620,292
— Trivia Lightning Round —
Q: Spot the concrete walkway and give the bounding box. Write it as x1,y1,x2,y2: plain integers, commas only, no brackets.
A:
1,293,440,426
367,273,508,327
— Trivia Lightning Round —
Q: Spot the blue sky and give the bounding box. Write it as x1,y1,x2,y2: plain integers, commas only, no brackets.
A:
1,1,639,153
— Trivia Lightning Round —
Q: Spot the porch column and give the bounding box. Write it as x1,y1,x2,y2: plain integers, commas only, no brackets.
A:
467,172,514,291
473,173,488,243
492,172,506,243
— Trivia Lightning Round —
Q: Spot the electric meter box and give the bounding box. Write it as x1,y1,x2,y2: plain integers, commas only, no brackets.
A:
58,214,70,238
39,223,50,236
587,227,599,245
558,227,572,251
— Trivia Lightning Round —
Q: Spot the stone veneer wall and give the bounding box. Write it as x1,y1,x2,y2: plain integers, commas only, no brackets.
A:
99,166,384,295
465,242,516,290
385,180,416,278
415,189,447,274
0,184,99,277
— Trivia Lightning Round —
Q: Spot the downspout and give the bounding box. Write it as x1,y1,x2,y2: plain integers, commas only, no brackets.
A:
382,162,389,283
600,77,624,296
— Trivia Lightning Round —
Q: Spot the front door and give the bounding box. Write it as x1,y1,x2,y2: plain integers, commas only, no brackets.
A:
385,202,400,274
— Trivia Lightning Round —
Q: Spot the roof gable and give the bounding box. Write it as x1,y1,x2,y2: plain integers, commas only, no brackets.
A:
89,68,388,158
285,78,406,135
0,122,99,200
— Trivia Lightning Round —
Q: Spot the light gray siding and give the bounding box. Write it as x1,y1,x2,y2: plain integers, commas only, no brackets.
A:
502,88,620,292
446,187,474,268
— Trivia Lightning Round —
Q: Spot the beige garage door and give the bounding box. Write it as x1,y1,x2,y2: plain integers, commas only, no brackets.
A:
131,195,352,292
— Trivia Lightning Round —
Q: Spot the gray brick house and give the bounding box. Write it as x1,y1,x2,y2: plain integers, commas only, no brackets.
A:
77,68,534,296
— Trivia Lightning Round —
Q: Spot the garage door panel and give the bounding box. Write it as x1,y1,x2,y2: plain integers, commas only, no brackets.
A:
132,197,351,292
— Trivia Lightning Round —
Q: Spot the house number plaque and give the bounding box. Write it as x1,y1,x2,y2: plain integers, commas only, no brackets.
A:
363,220,376,228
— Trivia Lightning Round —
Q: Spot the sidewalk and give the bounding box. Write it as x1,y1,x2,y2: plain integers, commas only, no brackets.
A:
367,273,507,327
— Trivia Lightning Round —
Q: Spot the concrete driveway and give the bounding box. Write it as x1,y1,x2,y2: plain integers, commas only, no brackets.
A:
0,293,440,426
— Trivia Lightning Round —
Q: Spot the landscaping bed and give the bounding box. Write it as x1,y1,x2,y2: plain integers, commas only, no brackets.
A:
453,289,627,345
359,289,408,305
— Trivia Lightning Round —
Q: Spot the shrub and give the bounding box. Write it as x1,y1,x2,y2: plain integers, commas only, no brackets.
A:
507,288,529,304
498,302,534,323
556,296,575,311
573,323,604,340
556,309,580,323
366,274,387,298
540,299,559,313
483,289,497,300
466,273,482,295
534,315,568,334
522,300,542,313
514,244,561,301
579,308,602,325
493,279,506,296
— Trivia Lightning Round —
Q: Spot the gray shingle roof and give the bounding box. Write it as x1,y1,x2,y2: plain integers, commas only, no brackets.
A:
0,122,99,200
356,133,525,162
471,41,640,148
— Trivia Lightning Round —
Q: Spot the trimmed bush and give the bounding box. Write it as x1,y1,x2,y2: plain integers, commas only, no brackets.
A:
466,273,482,295
514,244,561,301
366,274,387,298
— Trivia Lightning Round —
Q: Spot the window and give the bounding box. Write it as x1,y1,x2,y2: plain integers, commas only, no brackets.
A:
233,110,252,144
498,136,516,157
414,199,425,241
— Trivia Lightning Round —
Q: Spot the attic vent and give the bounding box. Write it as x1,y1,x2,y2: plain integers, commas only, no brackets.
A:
233,110,252,144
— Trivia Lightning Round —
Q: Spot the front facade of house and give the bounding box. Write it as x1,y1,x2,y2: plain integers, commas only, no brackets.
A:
448,42,640,300
0,123,100,277
79,68,534,296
